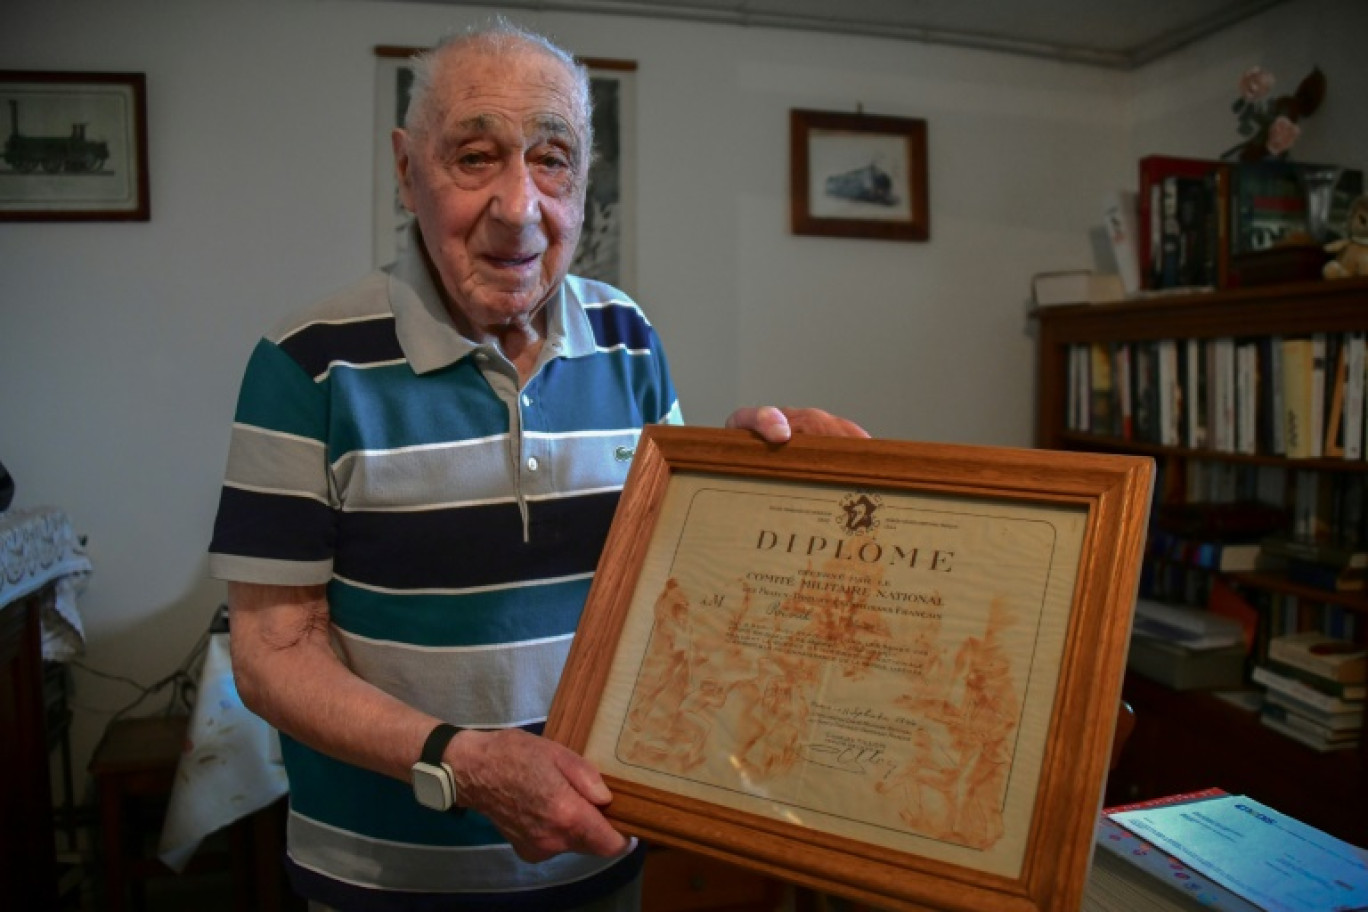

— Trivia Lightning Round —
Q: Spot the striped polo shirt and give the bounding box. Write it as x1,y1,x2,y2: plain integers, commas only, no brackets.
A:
208,230,680,910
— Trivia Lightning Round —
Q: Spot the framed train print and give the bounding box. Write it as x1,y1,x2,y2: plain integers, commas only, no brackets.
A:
0,71,149,221
790,108,928,242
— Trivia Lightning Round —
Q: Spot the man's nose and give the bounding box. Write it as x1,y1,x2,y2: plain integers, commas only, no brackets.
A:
490,159,540,226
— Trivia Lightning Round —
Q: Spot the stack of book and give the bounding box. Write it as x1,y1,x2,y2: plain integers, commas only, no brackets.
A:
1253,631,1365,752
1128,599,1247,690
1086,789,1261,912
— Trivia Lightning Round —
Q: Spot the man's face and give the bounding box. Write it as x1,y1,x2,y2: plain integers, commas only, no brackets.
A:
393,47,587,335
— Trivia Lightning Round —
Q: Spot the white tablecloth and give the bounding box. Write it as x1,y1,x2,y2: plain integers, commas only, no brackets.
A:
0,506,90,661
157,631,289,871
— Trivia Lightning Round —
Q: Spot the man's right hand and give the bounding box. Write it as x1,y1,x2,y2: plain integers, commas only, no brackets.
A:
447,728,630,862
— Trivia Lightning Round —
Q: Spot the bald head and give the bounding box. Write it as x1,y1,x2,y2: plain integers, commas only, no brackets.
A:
404,19,593,163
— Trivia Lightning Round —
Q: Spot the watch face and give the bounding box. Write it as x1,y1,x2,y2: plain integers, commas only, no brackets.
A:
412,763,452,810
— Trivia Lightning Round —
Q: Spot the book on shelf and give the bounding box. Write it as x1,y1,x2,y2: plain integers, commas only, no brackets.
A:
1031,269,1126,306
1116,342,1134,441
1263,688,1364,731
1262,335,1286,455
1127,638,1247,690
1184,337,1207,449
1102,189,1142,295
1344,331,1366,461
1279,557,1366,592
1235,340,1258,455
1267,631,1367,684
1147,526,1261,572
1259,534,1368,570
1131,598,1247,650
1325,335,1349,458
1259,707,1361,752
1090,342,1116,436
1311,332,1328,459
1251,662,1366,712
1158,338,1181,447
1260,655,1367,702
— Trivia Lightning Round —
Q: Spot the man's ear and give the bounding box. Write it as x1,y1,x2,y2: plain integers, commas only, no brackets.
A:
392,128,415,214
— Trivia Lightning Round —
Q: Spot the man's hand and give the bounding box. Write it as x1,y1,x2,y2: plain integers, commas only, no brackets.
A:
449,728,630,863
725,406,870,443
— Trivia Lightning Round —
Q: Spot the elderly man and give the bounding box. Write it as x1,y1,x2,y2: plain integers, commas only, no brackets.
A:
209,19,865,912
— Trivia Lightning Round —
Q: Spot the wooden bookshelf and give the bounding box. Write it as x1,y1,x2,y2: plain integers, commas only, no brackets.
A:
1032,276,1368,848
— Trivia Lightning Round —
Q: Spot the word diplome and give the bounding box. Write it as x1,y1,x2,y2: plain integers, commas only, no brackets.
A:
753,530,954,572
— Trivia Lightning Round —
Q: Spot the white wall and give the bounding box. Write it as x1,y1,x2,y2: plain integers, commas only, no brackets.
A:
1,0,1361,785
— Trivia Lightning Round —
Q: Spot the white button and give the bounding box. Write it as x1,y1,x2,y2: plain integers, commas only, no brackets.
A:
474,352,489,362
521,394,532,407
526,457,539,471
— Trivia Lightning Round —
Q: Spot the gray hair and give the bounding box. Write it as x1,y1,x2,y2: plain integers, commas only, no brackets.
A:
404,17,594,159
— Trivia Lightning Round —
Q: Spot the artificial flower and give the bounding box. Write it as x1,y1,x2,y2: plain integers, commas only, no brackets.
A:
1222,65,1325,162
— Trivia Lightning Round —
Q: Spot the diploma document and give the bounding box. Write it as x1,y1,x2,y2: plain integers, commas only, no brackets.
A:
547,427,1154,912
584,471,1086,875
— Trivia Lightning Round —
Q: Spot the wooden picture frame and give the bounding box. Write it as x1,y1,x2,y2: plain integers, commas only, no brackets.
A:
372,47,637,290
546,426,1152,912
790,108,928,241
0,71,149,221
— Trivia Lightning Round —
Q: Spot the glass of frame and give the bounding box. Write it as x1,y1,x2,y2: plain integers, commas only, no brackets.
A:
546,426,1153,912
0,71,149,221
790,108,929,242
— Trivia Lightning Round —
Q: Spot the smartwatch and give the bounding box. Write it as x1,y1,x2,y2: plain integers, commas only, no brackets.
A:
411,723,464,812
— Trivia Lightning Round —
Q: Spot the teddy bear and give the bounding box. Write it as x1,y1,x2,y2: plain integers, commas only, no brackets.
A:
1323,193,1368,278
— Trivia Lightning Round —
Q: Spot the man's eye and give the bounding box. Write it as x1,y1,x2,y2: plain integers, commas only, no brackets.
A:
451,150,492,169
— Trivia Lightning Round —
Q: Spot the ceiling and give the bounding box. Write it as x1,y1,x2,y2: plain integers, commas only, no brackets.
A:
390,0,1290,69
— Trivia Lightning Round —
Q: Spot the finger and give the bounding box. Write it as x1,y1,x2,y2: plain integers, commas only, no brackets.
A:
725,406,792,443
779,408,871,438
555,750,614,806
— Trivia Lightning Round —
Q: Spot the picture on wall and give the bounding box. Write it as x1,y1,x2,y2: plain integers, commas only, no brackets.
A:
0,70,149,221
790,108,928,242
372,47,637,291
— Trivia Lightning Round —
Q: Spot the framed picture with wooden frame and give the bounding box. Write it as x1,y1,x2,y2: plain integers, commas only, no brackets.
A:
545,426,1152,912
0,70,149,221
790,108,928,241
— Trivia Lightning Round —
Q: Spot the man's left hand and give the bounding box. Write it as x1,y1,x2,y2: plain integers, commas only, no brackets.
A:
725,406,870,443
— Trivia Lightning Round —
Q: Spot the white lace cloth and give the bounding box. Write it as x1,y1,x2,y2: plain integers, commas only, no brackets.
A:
0,506,91,661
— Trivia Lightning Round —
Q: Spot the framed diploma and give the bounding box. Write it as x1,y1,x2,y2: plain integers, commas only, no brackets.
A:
545,427,1153,912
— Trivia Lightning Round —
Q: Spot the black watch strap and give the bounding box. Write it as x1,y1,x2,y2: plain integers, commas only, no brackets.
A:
421,722,464,766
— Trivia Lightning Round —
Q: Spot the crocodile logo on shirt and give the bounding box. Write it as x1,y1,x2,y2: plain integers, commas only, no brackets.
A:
614,446,636,462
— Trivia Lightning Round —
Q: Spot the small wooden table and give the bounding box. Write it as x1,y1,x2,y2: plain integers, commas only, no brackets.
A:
89,715,192,912
88,714,294,911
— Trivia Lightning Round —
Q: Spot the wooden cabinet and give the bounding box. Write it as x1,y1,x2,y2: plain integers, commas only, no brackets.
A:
0,586,59,910
1032,276,1368,847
